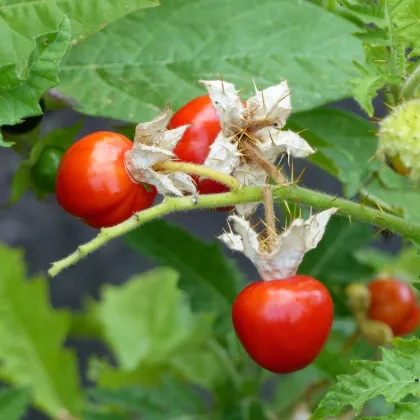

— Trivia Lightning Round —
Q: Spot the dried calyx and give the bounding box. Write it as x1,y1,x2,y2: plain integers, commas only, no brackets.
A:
199,79,315,216
125,104,197,196
219,208,337,281
125,78,316,217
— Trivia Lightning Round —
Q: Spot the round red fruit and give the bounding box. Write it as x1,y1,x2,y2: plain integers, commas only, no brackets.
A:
368,278,416,329
56,132,157,228
393,304,420,336
232,275,334,374
168,95,232,210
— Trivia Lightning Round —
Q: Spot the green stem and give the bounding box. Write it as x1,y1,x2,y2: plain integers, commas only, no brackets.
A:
48,185,420,278
154,161,240,190
401,62,420,101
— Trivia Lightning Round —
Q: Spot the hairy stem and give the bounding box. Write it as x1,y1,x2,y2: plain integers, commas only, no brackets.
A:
154,161,240,190
48,185,420,277
262,186,277,252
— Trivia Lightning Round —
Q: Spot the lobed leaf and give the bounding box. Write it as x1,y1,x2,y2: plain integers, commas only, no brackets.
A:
312,338,420,419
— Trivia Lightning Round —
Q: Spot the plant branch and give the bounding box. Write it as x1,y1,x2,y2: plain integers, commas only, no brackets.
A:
48,185,420,277
401,62,420,101
153,161,240,190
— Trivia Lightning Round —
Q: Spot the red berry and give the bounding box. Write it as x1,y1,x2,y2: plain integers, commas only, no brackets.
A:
168,95,232,210
368,278,416,329
232,275,334,374
56,132,157,228
393,304,420,336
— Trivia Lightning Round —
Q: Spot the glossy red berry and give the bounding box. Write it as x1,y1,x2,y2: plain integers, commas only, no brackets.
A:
232,275,334,374
168,95,232,210
368,278,419,336
393,304,420,336
56,131,157,228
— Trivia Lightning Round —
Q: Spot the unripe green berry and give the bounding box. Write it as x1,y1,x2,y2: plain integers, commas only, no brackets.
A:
378,99,420,180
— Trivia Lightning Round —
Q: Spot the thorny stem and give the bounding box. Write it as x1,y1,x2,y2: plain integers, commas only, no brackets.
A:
48,184,420,277
262,186,277,252
153,161,240,190
241,141,288,184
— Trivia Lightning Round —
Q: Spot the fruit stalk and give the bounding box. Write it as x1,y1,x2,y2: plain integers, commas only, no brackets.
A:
262,186,277,252
153,161,240,190
48,184,420,277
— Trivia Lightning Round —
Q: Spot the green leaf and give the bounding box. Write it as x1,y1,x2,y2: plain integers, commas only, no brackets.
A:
0,17,70,134
85,413,129,420
0,0,159,67
354,246,420,281
348,64,387,116
86,376,205,420
3,122,83,205
313,345,352,380
287,108,379,195
125,220,242,334
4,166,31,207
389,0,420,46
362,402,420,420
0,388,31,420
353,248,394,273
299,217,374,284
0,244,82,417
311,338,420,419
58,0,363,123
93,267,224,390
69,298,103,340
272,366,325,415
298,218,375,316
0,137,14,147
348,59,401,116
313,0,386,27
28,121,83,166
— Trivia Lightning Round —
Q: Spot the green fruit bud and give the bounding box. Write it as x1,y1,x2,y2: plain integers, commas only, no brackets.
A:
378,99,420,180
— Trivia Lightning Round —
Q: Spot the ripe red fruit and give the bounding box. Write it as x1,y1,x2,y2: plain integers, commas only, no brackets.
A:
368,278,419,336
232,275,334,374
393,304,420,336
56,132,157,228
168,95,232,210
